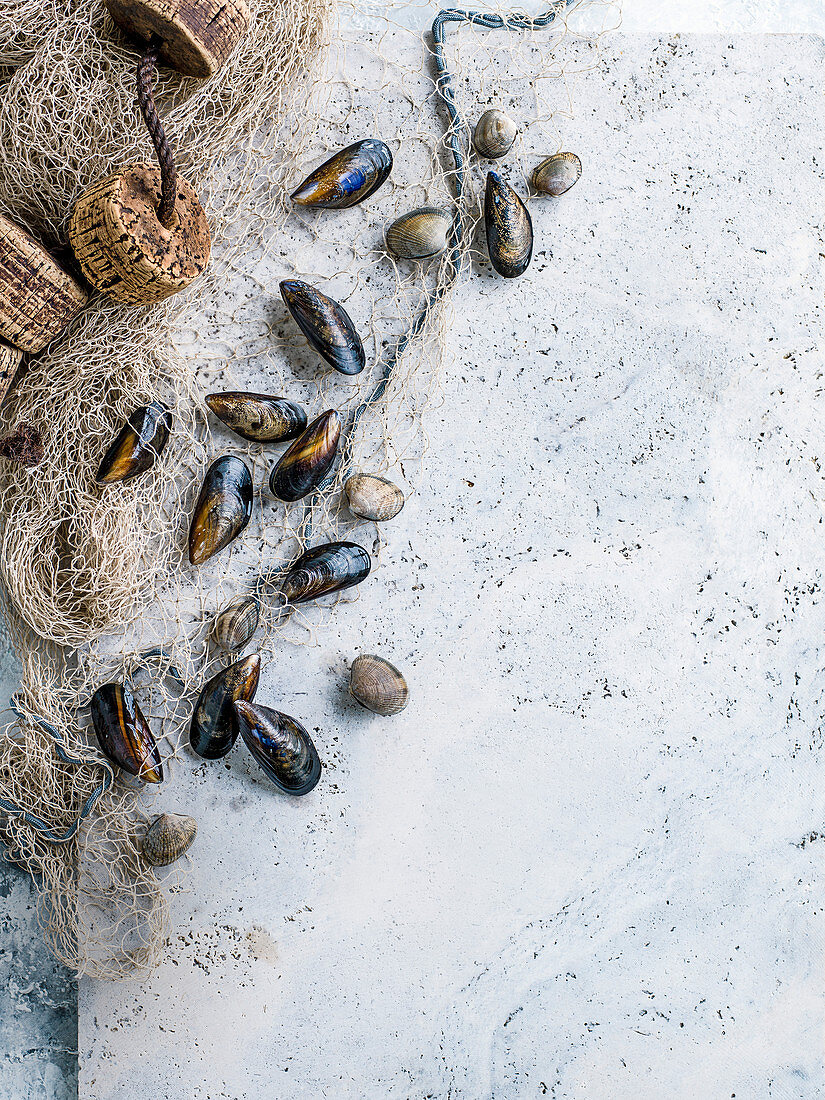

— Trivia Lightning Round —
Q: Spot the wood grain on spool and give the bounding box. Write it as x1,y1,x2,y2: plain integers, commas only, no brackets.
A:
0,340,23,406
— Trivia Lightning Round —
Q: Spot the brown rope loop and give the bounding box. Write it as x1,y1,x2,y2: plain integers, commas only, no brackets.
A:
136,39,178,229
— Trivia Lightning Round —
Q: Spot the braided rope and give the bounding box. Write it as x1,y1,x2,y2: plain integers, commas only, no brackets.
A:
136,39,179,229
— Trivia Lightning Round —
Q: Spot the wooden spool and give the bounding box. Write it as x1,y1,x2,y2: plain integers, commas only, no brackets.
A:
0,215,89,354
0,340,23,406
104,0,251,78
68,163,211,306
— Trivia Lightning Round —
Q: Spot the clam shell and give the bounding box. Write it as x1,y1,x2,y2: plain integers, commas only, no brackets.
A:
205,392,307,444
349,654,408,716
281,541,371,604
386,207,451,260
269,409,340,502
344,473,405,522
473,109,517,160
90,682,163,783
484,171,533,279
532,151,582,197
142,813,197,867
188,455,253,566
290,139,393,209
212,594,260,652
96,401,172,484
235,701,321,796
190,652,260,759
280,280,366,376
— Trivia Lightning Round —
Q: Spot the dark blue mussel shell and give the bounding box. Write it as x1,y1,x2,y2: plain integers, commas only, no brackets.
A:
290,139,392,209
96,401,172,484
280,541,371,604
235,701,321,796
484,171,533,279
189,653,260,759
90,682,163,782
188,455,253,566
280,280,366,376
269,409,340,502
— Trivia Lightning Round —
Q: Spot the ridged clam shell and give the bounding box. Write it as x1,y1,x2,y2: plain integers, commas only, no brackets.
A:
386,207,450,260
269,409,340,502
484,171,533,279
188,455,253,566
142,813,197,867
91,682,163,783
473,109,517,159
349,654,408,716
344,473,405,522
235,701,321,796
205,392,307,444
189,652,260,759
96,401,172,484
212,594,260,652
280,280,366,376
290,139,393,209
281,541,371,604
532,151,582,197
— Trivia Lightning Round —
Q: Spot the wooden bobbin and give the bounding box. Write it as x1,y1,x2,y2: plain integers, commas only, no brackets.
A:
0,340,23,406
68,163,211,306
0,215,89,354
105,0,251,77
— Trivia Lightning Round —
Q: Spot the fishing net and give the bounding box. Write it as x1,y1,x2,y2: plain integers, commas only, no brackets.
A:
0,0,618,977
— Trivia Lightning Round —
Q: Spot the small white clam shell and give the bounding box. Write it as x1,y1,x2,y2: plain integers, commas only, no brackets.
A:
345,473,405,522
473,109,517,160
349,654,408,716
142,813,197,867
212,594,260,651
386,207,451,260
532,152,582,196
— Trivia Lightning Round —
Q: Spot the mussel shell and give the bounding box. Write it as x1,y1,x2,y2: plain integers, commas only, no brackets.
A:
96,401,172,484
386,207,451,260
280,280,366,376
235,701,321,796
189,652,260,759
212,594,260,652
532,151,582,197
349,654,408,716
269,409,340,502
91,682,163,783
205,392,307,444
473,109,517,160
484,171,533,279
188,455,253,566
344,473,405,522
142,813,197,867
290,139,393,209
281,541,371,604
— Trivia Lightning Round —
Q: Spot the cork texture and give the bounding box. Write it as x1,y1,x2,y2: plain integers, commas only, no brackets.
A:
0,340,23,407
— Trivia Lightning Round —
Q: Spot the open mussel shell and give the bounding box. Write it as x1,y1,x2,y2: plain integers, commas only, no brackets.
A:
269,409,340,503
281,541,371,604
212,594,260,652
189,652,260,759
290,138,393,209
484,171,533,279
349,654,408,716
205,392,307,444
91,682,163,783
188,455,253,566
344,473,405,522
473,109,517,160
235,702,321,796
386,207,451,261
280,280,366,376
96,401,172,484
532,151,582,197
142,813,197,867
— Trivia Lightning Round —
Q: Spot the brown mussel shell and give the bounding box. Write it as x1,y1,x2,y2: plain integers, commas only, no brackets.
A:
532,151,582,197
484,171,533,279
280,280,366,376
142,813,197,867
189,652,260,759
188,455,253,566
235,701,321,796
281,541,371,604
269,409,340,502
91,682,163,782
344,473,405,522
290,139,393,209
385,207,451,261
349,654,409,716
212,594,260,652
96,401,172,484
473,109,517,160
205,392,307,444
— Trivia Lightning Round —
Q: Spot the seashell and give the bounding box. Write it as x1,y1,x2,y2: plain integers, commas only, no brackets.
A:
235,701,321,795
90,682,163,783
484,171,533,279
269,409,340,502
212,594,260,652
188,455,253,566
280,280,365,376
344,473,405,522
189,652,260,759
473,109,517,160
532,151,582,197
205,392,306,444
281,541,371,604
386,207,451,261
96,401,172,484
290,139,393,209
349,654,408,716
142,813,197,867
